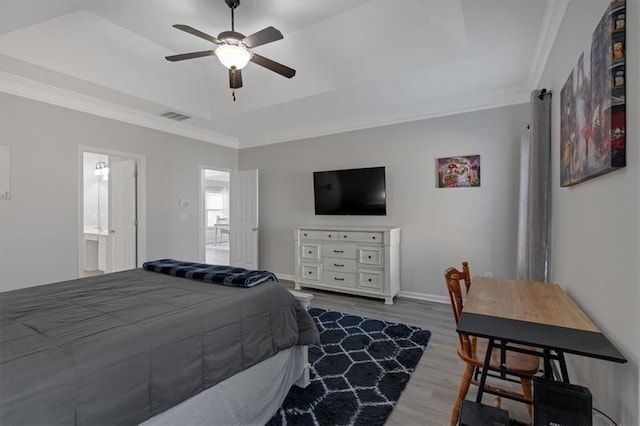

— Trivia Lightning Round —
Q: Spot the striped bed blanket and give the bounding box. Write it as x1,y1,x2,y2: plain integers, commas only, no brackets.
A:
143,259,278,288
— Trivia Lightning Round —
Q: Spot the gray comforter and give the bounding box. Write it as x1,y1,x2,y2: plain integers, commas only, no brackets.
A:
0,269,320,425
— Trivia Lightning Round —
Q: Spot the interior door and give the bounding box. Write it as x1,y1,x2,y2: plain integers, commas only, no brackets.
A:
108,159,137,272
229,169,258,269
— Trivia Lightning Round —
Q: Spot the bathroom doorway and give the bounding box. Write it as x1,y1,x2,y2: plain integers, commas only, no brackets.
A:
80,150,143,276
201,168,230,265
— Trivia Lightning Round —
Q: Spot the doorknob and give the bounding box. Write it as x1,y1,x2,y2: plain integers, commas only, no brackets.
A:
109,230,116,234
252,227,259,231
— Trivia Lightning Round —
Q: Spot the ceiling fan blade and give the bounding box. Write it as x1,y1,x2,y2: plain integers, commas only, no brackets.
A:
251,53,296,78
173,24,222,45
229,68,243,89
242,26,283,48
165,50,216,62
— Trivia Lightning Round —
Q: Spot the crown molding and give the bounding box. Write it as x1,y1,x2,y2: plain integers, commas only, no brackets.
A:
240,87,530,148
526,0,570,89
0,72,239,149
0,71,531,151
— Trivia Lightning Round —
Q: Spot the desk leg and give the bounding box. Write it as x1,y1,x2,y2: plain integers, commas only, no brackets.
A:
476,338,495,404
543,349,571,383
543,348,553,380
558,351,570,383
499,340,507,379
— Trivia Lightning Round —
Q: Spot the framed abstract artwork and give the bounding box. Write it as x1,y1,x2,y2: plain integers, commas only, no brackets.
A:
437,155,480,188
560,0,626,187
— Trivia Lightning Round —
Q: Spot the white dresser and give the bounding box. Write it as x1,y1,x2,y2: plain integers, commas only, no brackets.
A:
294,226,400,304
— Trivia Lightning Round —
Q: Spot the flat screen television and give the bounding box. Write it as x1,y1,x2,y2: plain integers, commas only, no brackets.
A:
313,166,386,215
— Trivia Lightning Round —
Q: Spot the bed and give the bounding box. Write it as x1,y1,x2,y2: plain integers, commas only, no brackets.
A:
0,268,320,425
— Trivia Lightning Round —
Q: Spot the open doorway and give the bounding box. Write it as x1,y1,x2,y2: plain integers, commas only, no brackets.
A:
82,152,109,276
80,150,140,276
202,168,230,265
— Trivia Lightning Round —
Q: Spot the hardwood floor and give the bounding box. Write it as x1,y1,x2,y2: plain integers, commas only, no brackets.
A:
281,281,531,425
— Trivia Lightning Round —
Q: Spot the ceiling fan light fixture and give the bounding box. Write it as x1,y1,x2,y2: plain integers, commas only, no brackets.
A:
215,44,251,70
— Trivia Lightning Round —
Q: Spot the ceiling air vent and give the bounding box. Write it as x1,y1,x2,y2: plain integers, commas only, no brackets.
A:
160,111,191,121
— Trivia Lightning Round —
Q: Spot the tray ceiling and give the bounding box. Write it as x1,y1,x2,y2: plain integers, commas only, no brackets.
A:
0,0,555,148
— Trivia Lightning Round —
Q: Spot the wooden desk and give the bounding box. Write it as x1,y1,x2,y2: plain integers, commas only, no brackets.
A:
457,277,627,404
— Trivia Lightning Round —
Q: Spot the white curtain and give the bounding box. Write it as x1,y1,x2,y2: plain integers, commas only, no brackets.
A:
516,89,552,282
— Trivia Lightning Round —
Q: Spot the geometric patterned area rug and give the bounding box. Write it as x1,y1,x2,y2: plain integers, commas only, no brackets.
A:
267,308,431,426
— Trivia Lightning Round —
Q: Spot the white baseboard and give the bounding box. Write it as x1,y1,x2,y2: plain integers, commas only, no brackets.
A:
275,271,449,305
397,290,450,304
275,273,296,283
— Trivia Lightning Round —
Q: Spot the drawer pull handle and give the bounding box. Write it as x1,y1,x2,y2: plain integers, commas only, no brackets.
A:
372,236,376,240
368,278,372,282
334,277,344,281
303,233,307,237
367,255,372,259
343,235,347,238
334,250,344,253
334,263,344,267
308,251,313,254
308,271,312,275
328,235,332,238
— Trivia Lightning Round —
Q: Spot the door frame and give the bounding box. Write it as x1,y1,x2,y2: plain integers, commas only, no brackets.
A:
198,164,231,263
77,146,147,277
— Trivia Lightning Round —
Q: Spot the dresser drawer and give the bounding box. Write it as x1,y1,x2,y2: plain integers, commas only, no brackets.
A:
358,270,383,290
358,247,383,266
323,258,357,273
324,271,356,288
300,230,337,241
323,244,356,259
300,264,321,281
337,231,383,243
301,243,321,261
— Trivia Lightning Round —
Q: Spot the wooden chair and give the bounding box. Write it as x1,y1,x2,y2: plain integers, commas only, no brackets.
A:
214,216,230,245
448,261,472,295
444,268,539,426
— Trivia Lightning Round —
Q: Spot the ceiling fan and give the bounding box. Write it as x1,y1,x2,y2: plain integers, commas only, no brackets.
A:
165,0,296,100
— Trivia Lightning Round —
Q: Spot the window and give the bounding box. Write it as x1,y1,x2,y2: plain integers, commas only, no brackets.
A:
206,188,228,227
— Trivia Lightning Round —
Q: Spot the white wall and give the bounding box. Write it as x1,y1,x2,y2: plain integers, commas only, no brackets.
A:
0,93,238,292
539,0,639,423
239,104,529,300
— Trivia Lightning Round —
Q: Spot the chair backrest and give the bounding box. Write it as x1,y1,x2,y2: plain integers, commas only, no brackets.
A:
461,261,471,294
447,261,471,295
444,267,473,357
444,268,465,325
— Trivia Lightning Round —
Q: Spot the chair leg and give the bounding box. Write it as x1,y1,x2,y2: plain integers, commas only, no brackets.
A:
451,363,475,426
521,377,533,418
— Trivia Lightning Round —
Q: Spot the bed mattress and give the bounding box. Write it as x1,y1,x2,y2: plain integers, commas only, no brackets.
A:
0,269,319,425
